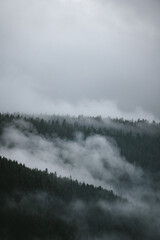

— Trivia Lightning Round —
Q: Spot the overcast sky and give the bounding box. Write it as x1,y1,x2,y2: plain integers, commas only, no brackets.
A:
0,0,160,120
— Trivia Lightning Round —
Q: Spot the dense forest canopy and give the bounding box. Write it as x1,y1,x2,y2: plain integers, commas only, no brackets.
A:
0,113,160,175
0,113,160,240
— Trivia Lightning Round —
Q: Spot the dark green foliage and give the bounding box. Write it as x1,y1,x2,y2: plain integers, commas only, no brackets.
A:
0,156,118,202
0,113,160,177
1,114,160,239
1,157,159,240
0,156,120,240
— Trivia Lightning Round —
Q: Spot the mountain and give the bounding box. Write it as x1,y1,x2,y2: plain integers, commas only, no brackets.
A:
0,113,160,239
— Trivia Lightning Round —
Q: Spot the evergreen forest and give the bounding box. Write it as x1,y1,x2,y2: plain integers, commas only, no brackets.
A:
0,113,160,240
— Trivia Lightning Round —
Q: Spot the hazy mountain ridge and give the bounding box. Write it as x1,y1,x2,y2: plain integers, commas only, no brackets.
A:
0,156,158,240
1,0,160,239
0,113,160,239
1,113,160,175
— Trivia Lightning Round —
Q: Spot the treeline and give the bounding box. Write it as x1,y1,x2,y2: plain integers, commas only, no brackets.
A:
1,156,158,240
0,113,160,177
0,156,120,240
0,156,117,202
1,113,160,239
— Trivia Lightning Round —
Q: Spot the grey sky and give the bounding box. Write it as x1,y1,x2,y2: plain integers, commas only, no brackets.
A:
0,0,160,120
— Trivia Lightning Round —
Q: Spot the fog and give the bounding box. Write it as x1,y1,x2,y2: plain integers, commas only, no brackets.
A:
0,119,154,203
1,117,160,239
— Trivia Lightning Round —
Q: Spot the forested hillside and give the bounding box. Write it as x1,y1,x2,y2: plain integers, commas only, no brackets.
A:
0,113,160,178
0,156,159,240
0,156,121,240
0,113,160,240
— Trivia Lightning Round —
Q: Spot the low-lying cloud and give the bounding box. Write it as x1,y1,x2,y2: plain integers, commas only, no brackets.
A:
0,119,151,203
1,118,160,239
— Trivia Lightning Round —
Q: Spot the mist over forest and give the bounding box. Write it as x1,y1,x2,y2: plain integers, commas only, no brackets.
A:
0,113,160,240
1,0,160,239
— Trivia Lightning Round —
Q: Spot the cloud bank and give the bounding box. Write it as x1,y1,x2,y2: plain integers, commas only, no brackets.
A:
0,119,151,203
